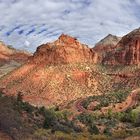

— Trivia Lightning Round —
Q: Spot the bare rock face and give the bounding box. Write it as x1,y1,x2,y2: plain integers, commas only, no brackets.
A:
103,28,140,65
32,34,98,64
94,34,121,51
93,34,121,63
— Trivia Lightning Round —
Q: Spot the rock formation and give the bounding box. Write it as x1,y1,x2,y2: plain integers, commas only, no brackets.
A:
93,34,121,63
31,34,98,64
103,28,140,65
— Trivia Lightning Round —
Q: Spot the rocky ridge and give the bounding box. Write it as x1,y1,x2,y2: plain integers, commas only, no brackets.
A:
0,41,31,65
103,28,140,65
31,34,98,64
0,41,31,77
93,34,121,63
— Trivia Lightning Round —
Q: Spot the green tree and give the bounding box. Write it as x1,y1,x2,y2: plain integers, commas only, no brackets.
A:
43,109,57,129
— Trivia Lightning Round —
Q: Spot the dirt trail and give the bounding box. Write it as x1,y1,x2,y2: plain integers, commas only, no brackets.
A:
111,89,140,113
74,89,140,114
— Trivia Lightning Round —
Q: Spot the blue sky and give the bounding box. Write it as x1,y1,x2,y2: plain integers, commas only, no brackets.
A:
0,0,140,52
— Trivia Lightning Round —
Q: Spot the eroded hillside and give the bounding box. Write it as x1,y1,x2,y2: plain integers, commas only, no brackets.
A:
0,41,31,77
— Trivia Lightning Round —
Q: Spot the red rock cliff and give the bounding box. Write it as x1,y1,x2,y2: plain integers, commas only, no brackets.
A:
31,34,98,64
103,28,140,65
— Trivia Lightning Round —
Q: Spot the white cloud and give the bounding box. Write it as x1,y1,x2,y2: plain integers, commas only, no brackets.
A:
0,0,139,52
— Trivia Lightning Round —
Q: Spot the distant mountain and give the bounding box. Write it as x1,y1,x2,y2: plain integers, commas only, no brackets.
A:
0,41,30,64
0,41,31,77
93,34,121,62
103,28,140,65
95,34,121,46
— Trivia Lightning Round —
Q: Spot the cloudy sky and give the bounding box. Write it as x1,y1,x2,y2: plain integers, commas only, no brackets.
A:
0,0,140,52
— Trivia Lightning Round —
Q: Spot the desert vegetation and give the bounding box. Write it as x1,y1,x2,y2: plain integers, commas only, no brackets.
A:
1,32,140,140
0,91,140,140
82,89,131,110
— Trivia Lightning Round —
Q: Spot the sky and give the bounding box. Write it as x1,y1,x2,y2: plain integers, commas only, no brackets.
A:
0,0,140,52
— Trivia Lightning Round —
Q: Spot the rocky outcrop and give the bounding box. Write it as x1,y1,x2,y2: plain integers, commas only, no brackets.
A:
31,34,98,64
93,34,121,63
94,34,121,52
103,28,140,65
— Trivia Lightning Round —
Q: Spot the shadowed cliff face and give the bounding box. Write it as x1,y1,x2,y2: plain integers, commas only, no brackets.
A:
103,28,140,65
32,34,98,64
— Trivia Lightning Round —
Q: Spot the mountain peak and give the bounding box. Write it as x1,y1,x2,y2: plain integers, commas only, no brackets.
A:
96,34,121,46
106,34,114,37
58,33,77,40
0,41,14,55
56,34,78,45
93,34,121,60
103,27,140,65
32,34,98,64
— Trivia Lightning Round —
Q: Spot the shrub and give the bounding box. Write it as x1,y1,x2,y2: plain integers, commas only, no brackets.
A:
77,113,96,125
112,130,129,139
0,91,2,97
17,92,23,102
91,134,109,140
130,106,140,126
43,109,57,129
54,131,74,140
38,106,46,115
82,89,130,111
89,124,99,135
103,127,111,136
16,101,34,113
34,129,51,137
0,95,35,140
